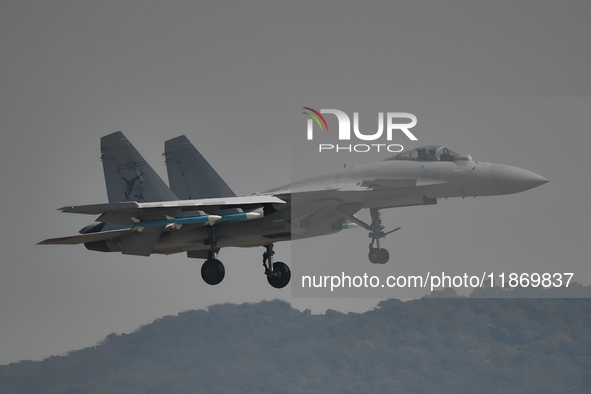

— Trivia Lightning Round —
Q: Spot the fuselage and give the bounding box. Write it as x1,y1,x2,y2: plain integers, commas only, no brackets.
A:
89,155,547,256
40,137,549,288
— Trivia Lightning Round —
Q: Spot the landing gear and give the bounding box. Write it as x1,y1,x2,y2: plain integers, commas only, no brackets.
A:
263,244,291,289
267,262,291,288
200,225,225,286
195,227,290,288
336,207,400,264
367,208,399,265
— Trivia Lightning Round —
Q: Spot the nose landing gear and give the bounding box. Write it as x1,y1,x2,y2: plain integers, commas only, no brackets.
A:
337,207,399,264
368,245,390,265
367,208,399,264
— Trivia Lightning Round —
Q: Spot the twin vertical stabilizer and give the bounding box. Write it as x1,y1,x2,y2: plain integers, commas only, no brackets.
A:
164,135,236,200
101,131,179,203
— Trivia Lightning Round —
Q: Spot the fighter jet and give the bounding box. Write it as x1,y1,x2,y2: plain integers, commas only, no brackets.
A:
39,132,548,289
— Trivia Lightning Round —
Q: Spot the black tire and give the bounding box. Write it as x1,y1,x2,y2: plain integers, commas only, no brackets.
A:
368,248,381,264
378,248,390,264
267,261,291,289
201,259,225,285
369,248,390,264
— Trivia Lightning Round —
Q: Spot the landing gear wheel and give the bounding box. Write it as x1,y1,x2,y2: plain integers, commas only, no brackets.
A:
368,248,390,264
201,258,225,285
368,248,380,264
377,248,389,264
267,261,291,289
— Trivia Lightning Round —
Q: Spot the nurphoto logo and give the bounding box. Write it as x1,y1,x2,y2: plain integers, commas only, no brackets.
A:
303,107,418,153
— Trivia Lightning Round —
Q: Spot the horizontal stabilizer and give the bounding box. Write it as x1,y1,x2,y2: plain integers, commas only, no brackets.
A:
38,228,131,245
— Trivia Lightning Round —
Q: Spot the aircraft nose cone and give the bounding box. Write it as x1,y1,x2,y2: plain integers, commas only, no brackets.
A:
492,164,549,194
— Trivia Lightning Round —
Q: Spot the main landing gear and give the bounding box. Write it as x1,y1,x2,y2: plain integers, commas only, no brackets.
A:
200,226,225,285
199,224,290,288
263,244,291,289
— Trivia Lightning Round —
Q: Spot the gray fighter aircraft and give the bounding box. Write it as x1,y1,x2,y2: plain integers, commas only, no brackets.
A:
40,132,548,289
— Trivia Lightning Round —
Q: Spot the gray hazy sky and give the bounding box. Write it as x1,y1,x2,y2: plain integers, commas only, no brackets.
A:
1,0,589,364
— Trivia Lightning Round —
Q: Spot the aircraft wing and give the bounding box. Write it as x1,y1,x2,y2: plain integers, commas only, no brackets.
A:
59,195,286,225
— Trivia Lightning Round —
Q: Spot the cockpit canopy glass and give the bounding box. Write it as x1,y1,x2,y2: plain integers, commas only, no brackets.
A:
387,146,460,162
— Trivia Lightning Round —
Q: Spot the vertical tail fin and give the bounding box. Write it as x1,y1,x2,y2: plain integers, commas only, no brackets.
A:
101,131,178,203
164,135,236,200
